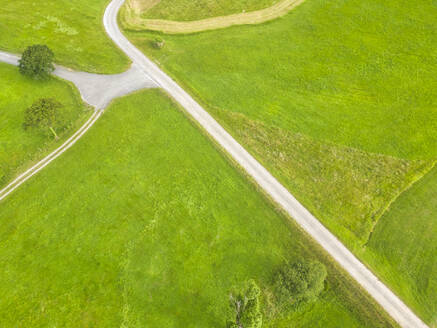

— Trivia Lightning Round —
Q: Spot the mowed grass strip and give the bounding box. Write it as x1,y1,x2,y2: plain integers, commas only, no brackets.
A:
0,63,90,189
139,0,281,21
124,0,437,160
0,90,394,327
122,0,306,34
0,0,129,73
363,166,437,324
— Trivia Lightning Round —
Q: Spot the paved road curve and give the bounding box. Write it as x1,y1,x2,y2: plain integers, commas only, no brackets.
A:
104,1,428,327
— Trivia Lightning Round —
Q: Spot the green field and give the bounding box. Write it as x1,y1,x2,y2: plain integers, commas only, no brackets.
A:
213,109,432,246
0,63,90,188
0,90,394,327
123,0,437,322
126,0,437,160
363,166,437,324
142,0,280,21
0,0,129,73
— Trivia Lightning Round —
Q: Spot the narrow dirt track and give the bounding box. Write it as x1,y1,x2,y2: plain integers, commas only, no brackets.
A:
122,0,306,33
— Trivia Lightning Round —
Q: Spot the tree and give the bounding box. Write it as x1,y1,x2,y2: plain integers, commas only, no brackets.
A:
19,45,55,79
273,260,327,308
227,280,263,328
24,98,63,139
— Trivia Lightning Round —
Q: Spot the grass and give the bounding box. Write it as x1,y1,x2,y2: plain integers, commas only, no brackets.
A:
140,0,280,21
0,90,395,327
0,63,91,189
122,0,437,323
362,165,437,325
124,0,437,160
213,109,432,246
0,0,129,73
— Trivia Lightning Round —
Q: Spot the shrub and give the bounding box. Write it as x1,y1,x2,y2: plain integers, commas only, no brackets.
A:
273,259,327,308
227,280,262,328
19,45,55,80
152,37,165,49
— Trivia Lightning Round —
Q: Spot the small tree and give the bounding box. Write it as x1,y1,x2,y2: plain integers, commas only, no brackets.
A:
19,45,55,79
274,260,327,308
24,98,62,139
227,280,262,328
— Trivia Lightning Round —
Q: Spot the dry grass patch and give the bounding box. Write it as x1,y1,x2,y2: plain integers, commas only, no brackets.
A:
127,0,161,14
121,0,306,34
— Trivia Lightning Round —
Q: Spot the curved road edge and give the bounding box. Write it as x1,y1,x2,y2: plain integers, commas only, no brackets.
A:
105,0,428,327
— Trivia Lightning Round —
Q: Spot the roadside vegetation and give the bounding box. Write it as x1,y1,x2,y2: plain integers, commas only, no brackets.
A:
123,0,437,322
0,63,90,188
214,109,432,246
0,90,394,327
0,0,129,73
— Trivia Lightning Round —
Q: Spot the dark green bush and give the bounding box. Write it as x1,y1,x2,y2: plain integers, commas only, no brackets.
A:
152,37,165,49
274,259,327,308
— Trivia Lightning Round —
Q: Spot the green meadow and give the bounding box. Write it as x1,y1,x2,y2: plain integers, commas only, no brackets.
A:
124,0,437,322
0,0,129,73
143,0,280,21
0,90,394,327
363,166,437,324
0,63,90,189
127,0,437,160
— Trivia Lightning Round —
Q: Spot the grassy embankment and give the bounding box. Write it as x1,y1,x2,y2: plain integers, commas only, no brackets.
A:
0,63,90,189
122,0,437,322
0,0,129,73
0,90,395,328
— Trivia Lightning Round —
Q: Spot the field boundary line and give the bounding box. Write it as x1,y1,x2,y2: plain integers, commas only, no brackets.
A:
121,0,306,34
364,160,437,246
